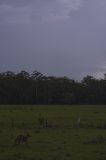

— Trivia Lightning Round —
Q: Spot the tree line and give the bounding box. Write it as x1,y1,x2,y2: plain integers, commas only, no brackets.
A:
0,70,106,105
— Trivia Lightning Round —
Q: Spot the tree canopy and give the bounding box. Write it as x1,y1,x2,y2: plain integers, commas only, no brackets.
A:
0,70,106,104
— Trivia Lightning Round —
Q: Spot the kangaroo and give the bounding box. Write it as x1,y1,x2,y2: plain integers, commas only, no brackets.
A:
14,133,31,145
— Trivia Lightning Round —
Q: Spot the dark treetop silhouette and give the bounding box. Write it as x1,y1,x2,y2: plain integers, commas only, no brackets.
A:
0,70,106,105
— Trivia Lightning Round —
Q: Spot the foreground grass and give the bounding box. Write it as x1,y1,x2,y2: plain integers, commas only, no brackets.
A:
0,105,106,160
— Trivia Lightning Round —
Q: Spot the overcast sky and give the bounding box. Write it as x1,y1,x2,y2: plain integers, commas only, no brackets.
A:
0,0,106,80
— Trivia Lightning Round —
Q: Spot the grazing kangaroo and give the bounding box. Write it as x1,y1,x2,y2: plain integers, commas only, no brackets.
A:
14,133,31,146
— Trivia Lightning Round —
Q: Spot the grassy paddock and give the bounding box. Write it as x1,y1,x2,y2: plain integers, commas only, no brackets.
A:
0,105,106,160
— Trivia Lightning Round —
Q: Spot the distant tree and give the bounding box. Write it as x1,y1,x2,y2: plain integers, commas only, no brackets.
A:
0,70,106,104
16,70,30,79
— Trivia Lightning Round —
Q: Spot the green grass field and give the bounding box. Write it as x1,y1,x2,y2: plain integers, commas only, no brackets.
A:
0,105,106,160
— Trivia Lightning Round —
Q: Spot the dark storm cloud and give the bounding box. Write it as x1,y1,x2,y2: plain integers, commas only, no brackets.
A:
0,0,106,79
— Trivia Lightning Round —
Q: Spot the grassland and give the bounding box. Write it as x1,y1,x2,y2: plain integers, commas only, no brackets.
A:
0,105,106,160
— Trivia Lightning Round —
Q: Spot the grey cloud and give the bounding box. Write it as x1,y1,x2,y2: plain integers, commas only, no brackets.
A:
0,0,84,24
0,4,32,24
0,0,30,6
0,0,106,80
